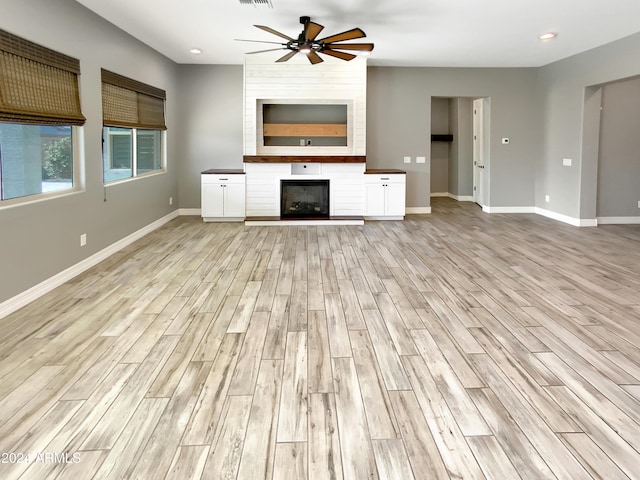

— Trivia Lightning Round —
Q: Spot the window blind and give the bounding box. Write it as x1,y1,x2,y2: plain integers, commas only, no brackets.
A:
101,69,166,130
0,29,86,125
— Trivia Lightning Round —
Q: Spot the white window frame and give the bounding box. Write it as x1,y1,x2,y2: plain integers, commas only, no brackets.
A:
0,124,84,209
103,127,166,185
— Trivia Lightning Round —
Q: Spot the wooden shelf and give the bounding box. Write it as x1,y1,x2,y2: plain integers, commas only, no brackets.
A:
243,155,365,163
263,123,347,137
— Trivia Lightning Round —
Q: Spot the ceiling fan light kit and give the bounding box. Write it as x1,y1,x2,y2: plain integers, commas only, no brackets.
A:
239,16,374,64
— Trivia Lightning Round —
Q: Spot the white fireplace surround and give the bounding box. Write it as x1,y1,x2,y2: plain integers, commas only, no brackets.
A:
245,162,365,218
243,55,368,156
242,55,370,224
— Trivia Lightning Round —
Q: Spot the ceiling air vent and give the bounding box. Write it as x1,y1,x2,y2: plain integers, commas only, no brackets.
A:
239,0,273,7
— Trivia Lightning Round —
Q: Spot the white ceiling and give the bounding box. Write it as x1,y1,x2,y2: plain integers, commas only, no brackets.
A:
75,0,640,67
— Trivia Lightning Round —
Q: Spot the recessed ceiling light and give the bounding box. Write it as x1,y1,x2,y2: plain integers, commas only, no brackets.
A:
189,48,203,54
539,32,557,41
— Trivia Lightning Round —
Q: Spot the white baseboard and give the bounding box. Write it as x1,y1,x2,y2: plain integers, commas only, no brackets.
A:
448,193,474,202
483,206,536,214
430,192,448,197
597,216,640,225
406,207,432,214
0,210,180,320
179,208,201,216
535,207,597,227
480,205,597,227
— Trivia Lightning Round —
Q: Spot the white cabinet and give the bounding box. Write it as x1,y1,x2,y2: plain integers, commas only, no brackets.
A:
364,172,406,219
201,171,246,222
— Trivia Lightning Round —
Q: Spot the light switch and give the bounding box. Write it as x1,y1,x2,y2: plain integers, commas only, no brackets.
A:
501,138,510,145
563,158,572,166
416,156,426,164
404,156,411,164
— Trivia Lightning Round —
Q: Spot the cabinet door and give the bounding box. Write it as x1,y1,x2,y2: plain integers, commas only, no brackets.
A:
224,183,246,218
385,182,406,216
364,183,386,216
202,183,225,217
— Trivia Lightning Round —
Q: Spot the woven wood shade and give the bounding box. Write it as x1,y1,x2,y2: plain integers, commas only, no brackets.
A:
0,29,85,125
101,69,166,130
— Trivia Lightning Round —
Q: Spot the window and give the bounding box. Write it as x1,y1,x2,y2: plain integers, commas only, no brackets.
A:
0,29,85,204
0,125,74,200
102,127,162,182
101,69,166,183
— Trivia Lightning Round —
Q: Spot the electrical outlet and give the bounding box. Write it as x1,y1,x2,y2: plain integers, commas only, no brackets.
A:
637,200,640,208
545,195,550,203
80,234,87,247
563,158,572,166
404,156,411,164
501,138,510,144
299,139,306,146
416,156,426,164
169,197,173,206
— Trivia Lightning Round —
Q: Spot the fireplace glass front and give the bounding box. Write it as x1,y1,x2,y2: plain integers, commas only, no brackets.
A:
280,180,330,218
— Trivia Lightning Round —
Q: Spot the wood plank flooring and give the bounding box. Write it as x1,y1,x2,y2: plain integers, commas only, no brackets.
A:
1,197,640,479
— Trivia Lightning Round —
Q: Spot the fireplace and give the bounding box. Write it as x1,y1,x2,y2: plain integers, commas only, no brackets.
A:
280,180,330,218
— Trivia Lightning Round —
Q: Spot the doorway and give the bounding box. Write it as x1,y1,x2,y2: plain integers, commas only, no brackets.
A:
473,98,489,207
429,96,488,211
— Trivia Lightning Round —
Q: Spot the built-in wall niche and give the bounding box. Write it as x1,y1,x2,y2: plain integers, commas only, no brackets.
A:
256,99,354,155
263,104,347,147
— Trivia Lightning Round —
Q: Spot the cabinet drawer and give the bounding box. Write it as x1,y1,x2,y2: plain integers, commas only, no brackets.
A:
201,174,246,184
364,174,405,184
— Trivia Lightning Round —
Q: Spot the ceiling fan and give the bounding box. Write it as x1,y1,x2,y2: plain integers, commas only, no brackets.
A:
238,16,374,64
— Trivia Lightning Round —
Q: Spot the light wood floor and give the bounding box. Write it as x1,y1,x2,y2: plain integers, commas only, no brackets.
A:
2,197,640,480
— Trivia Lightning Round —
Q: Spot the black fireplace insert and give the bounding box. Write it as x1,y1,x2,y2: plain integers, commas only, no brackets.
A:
280,179,330,218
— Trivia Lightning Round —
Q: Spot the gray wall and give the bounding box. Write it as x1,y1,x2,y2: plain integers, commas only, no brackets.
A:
177,65,546,212
0,0,179,303
175,65,244,208
366,67,541,209
449,98,474,197
538,31,640,219
430,98,450,194
597,76,640,217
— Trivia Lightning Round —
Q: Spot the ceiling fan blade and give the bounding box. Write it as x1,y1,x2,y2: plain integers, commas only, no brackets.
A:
235,39,286,45
246,48,287,54
320,49,357,61
318,28,366,44
325,42,374,52
276,50,298,62
307,50,324,64
305,22,324,41
254,25,294,41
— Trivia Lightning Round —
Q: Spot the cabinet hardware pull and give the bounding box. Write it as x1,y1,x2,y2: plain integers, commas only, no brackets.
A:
219,178,228,180
381,177,389,180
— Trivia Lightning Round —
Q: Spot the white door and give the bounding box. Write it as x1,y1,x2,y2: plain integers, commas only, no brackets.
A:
473,98,486,207
385,183,406,216
364,183,386,216
224,183,246,218
202,183,225,217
